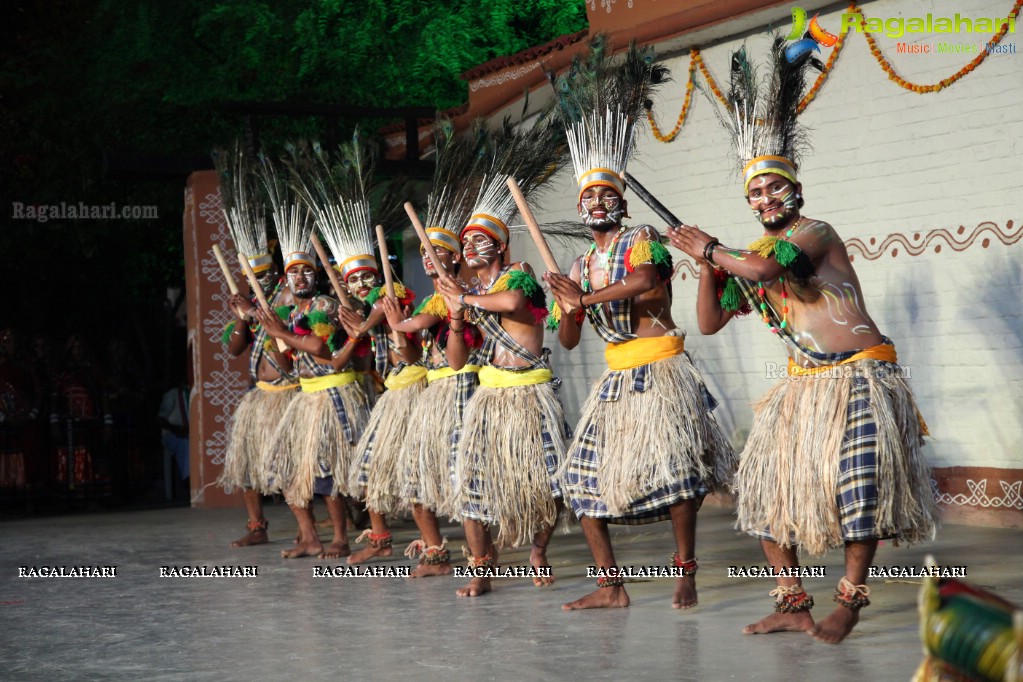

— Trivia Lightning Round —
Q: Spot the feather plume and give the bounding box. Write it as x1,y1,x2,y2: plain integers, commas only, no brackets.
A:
286,129,408,271
552,34,669,188
421,120,485,235
699,36,821,175
254,150,312,263
464,113,568,234
212,143,268,260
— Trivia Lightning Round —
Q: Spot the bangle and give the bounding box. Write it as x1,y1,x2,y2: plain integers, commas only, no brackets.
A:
458,293,468,309
703,240,720,264
578,292,587,309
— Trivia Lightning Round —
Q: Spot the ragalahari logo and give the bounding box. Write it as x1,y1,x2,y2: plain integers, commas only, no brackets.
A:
785,7,838,62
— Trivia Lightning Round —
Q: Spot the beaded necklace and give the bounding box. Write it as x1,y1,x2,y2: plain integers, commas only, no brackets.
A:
756,223,797,334
580,225,627,293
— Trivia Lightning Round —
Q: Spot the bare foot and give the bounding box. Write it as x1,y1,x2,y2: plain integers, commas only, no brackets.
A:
456,577,492,597
347,543,393,565
742,610,814,634
230,528,268,548
409,562,453,578
672,574,697,609
563,586,629,610
529,545,555,587
809,606,859,643
318,540,351,560
281,537,323,559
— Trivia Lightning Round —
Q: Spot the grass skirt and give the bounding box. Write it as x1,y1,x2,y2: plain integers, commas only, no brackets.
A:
264,382,370,506
561,351,735,521
736,359,938,555
398,375,460,514
349,378,427,515
218,385,296,493
447,381,567,548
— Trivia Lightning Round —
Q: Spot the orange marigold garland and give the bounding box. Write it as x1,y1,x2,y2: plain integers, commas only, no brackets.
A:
647,0,1020,144
855,0,1022,94
647,49,698,142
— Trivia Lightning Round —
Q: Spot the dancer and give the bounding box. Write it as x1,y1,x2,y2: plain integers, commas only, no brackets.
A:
258,153,371,560
214,145,297,547
434,118,570,596
543,37,734,611
667,39,937,642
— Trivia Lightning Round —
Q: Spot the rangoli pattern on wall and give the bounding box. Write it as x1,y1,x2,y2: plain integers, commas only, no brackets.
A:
198,190,247,467
932,478,1023,510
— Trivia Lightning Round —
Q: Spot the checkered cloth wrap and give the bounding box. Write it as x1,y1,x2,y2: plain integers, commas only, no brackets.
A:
740,338,938,553
247,323,292,383
452,301,569,545
582,226,657,345
246,286,295,383
563,228,728,523
350,360,427,514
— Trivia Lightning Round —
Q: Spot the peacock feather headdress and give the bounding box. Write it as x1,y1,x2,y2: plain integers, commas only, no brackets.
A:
420,120,485,255
462,113,567,245
551,34,669,202
255,151,313,271
703,36,821,192
213,143,272,272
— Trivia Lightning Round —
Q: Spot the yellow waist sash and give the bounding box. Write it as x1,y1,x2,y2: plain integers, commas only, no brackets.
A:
605,335,686,371
426,365,481,383
478,366,552,388
786,343,927,435
384,365,429,390
299,370,357,393
787,343,897,376
255,381,299,393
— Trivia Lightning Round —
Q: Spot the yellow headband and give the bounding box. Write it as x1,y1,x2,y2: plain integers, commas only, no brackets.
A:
283,251,315,270
743,155,798,192
461,213,509,246
247,253,273,274
578,167,626,202
339,254,379,280
425,226,460,254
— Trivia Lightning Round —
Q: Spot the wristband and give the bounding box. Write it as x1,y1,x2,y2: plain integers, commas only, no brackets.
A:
703,240,720,264
578,292,587,309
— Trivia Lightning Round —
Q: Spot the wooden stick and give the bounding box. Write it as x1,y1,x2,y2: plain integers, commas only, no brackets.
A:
239,254,288,352
506,177,561,275
310,233,353,310
212,244,246,319
375,225,402,346
212,244,240,295
375,225,396,299
403,202,446,275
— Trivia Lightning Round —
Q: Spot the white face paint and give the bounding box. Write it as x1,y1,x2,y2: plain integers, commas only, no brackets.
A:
256,268,279,295
579,187,626,230
747,175,800,227
346,270,379,301
422,248,456,278
286,265,317,298
461,231,501,269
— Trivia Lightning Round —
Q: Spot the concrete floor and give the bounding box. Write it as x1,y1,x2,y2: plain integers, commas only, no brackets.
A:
0,502,1020,682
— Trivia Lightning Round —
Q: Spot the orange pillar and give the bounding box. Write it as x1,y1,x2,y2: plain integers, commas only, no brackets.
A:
182,170,248,508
